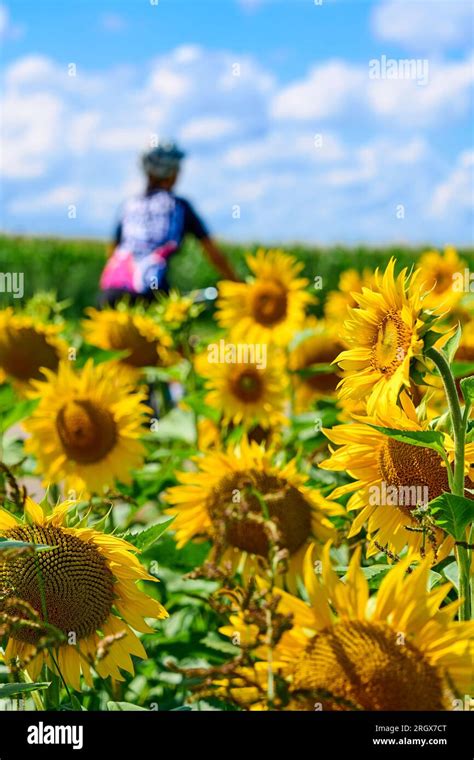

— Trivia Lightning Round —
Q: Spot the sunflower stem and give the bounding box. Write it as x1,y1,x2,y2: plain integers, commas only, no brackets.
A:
42,667,57,710
48,669,61,710
48,649,72,703
438,449,455,493
265,608,275,709
248,485,277,707
425,347,471,621
182,331,198,440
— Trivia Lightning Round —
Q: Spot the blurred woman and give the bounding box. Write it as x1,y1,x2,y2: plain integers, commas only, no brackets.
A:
99,140,236,306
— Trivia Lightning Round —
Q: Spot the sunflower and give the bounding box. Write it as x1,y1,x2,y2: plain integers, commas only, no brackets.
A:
22,360,150,495
0,497,167,690
197,417,222,451
0,308,67,392
288,320,345,411
260,545,474,710
418,246,466,311
196,417,282,452
195,341,287,430
82,305,176,378
165,438,341,589
334,257,446,414
216,249,315,346
320,394,474,560
198,665,276,711
159,290,195,327
323,268,374,324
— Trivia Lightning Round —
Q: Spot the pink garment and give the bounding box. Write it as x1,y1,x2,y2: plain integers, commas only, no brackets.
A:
99,241,177,293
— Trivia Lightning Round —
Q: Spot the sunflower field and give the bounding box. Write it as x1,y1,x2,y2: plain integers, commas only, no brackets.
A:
0,243,473,716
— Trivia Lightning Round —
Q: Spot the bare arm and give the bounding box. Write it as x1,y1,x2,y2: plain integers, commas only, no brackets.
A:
200,237,238,281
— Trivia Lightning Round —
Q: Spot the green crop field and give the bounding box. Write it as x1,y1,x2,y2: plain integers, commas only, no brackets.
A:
2,234,472,317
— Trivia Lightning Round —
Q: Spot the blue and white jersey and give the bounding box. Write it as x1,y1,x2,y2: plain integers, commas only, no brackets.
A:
115,189,209,259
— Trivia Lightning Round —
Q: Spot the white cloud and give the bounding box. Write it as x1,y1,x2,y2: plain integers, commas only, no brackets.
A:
320,137,429,188
0,3,24,41
222,129,345,169
147,67,191,99
1,91,64,178
5,55,58,87
272,61,365,120
272,55,474,127
8,185,83,214
321,149,377,188
97,126,152,151
367,56,474,126
0,47,276,231
0,44,471,244
217,57,274,94
171,45,202,64
180,116,238,142
5,54,109,97
430,150,474,216
373,0,473,50
182,132,436,244
68,112,102,154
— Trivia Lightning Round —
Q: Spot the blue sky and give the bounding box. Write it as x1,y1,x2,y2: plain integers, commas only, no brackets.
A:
1,0,473,244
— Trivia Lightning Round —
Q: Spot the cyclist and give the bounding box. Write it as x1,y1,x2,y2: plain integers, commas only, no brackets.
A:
99,140,236,305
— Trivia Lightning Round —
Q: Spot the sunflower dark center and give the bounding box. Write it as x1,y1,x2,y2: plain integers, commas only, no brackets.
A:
56,399,117,464
207,469,312,556
231,369,264,403
290,621,445,711
455,343,473,362
251,281,288,326
108,320,159,367
0,524,115,644
432,272,452,293
302,346,340,392
378,439,450,511
371,311,411,375
0,327,60,382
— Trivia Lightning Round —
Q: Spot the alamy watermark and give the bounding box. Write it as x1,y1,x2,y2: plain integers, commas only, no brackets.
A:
452,269,474,293
0,272,24,299
369,55,429,86
207,339,267,370
369,481,429,508
27,721,83,750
